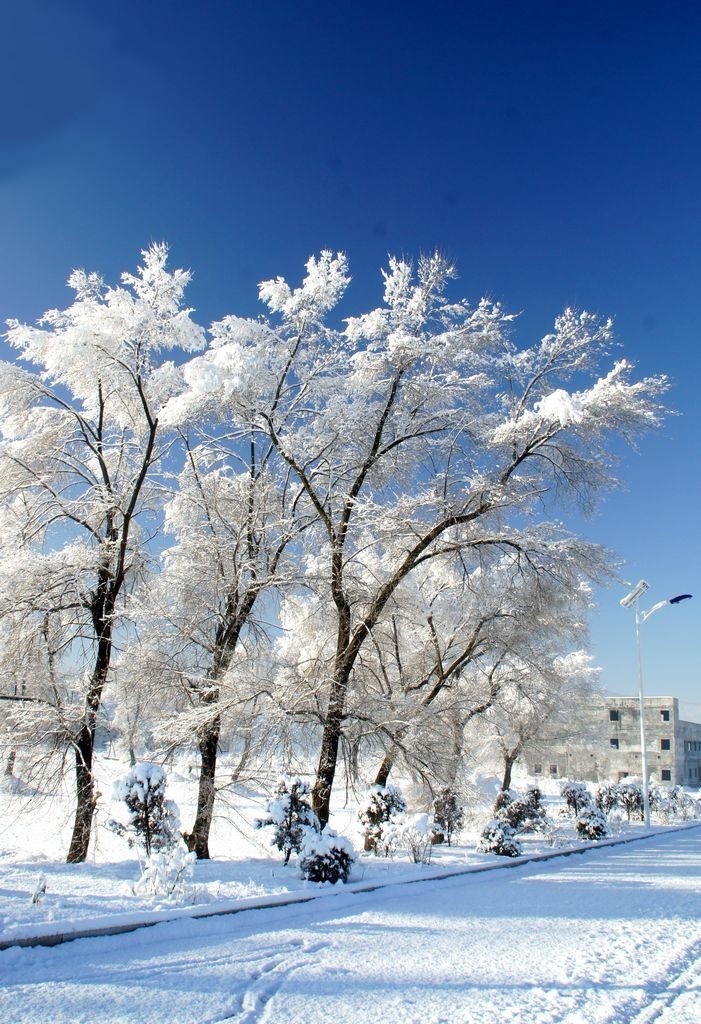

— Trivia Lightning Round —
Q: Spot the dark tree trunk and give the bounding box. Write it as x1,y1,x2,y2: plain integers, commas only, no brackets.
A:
67,724,98,863
373,750,394,789
312,678,347,827
67,612,113,863
502,753,516,792
188,715,221,859
4,749,16,777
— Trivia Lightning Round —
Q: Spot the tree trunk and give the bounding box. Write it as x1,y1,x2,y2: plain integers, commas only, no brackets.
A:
4,749,16,777
67,618,113,863
312,678,347,827
67,724,97,863
374,746,396,788
502,753,516,792
187,715,221,859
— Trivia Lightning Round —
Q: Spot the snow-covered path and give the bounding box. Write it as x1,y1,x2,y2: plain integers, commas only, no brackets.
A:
1,829,700,1024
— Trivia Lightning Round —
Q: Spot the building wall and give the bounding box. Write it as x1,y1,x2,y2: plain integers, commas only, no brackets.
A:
527,696,701,788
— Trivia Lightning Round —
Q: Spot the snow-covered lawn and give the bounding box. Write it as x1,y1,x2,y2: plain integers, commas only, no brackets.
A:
1,757,679,946
1,827,700,1023
0,763,524,942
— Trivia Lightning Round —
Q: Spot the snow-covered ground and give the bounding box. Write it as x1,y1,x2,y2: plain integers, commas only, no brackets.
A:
1,827,699,1023
0,756,676,945
0,761,539,942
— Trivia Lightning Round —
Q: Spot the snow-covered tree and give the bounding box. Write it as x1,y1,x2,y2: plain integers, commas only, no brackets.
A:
0,245,205,861
256,776,319,864
363,546,604,792
130,433,299,858
110,761,181,856
576,804,609,841
485,649,603,791
168,251,665,825
359,784,407,854
432,787,465,845
560,780,592,816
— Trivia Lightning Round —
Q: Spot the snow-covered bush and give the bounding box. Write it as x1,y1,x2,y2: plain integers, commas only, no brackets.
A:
360,784,407,854
617,780,644,822
299,828,355,883
255,777,320,864
595,782,620,815
31,875,47,905
576,805,609,841
520,786,548,832
479,819,522,857
648,785,669,820
110,762,181,856
432,787,464,846
134,844,197,898
560,780,591,817
400,813,437,864
496,787,548,834
667,786,700,821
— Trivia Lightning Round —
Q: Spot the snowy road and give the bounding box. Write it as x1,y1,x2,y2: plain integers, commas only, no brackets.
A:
1,829,700,1024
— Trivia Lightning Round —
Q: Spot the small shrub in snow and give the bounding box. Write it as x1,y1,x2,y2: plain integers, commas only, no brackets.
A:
617,781,644,822
648,785,671,821
134,844,197,898
520,786,548,832
576,805,609,841
595,782,620,815
255,777,320,864
479,819,522,857
299,828,355,883
360,785,407,854
110,762,181,856
432,787,465,846
496,787,548,834
560,780,591,817
30,875,47,905
400,813,437,864
667,786,700,821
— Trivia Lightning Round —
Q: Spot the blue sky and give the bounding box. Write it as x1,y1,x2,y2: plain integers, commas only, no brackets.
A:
1,1,699,714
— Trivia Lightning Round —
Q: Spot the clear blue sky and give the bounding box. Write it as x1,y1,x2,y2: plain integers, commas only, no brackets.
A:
1,1,699,715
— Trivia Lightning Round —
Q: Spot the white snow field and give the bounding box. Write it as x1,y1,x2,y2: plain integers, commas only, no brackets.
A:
1,827,699,1024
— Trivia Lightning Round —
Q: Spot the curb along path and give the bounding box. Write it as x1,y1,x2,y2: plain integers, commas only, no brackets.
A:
2,821,699,951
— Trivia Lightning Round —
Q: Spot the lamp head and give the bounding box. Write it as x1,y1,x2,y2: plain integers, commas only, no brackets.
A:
620,580,650,608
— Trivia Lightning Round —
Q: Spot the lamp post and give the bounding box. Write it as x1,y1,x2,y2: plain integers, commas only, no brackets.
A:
620,582,692,827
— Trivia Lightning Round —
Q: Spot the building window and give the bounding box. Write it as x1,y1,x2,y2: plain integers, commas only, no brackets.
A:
660,709,670,722
609,709,619,722
534,764,542,775
661,738,671,751
549,764,558,777
610,738,620,749
661,769,672,782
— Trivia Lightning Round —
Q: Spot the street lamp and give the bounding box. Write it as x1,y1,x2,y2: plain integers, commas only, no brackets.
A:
620,582,693,827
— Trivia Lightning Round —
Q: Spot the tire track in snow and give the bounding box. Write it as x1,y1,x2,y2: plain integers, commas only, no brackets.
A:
207,938,329,1023
624,935,701,1024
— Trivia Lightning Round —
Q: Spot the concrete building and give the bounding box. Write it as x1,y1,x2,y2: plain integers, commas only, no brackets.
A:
528,696,701,788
